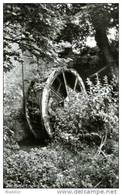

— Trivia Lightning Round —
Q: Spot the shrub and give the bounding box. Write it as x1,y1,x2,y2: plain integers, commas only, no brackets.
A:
53,73,119,154
86,75,118,142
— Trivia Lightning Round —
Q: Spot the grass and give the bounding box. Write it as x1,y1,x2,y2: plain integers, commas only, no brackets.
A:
3,125,119,188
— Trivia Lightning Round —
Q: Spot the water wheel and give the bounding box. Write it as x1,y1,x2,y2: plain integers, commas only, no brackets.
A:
25,68,87,140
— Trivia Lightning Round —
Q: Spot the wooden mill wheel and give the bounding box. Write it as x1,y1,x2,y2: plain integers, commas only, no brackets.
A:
25,68,87,140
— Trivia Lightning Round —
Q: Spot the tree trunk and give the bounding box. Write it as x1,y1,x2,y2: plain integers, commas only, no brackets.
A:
95,27,115,66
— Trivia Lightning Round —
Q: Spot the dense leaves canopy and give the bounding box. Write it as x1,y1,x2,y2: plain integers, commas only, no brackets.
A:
3,4,65,71
3,3,119,72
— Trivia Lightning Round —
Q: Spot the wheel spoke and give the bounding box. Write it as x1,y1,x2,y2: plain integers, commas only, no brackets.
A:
50,87,64,102
74,78,83,93
62,70,69,97
73,77,78,91
79,82,83,93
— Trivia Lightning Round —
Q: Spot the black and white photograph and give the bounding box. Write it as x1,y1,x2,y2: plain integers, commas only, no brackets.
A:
3,2,119,191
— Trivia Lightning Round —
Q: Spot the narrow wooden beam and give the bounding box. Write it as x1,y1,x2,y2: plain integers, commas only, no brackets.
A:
73,77,78,91
89,65,109,78
62,70,68,97
50,87,64,102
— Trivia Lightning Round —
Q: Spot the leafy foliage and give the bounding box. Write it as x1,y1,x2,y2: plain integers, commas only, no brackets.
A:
3,3,119,72
56,4,118,44
55,3,119,68
86,74,119,136
52,74,118,151
3,4,66,72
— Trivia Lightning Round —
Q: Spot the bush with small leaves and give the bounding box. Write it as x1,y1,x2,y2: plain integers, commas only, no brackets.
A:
53,74,119,152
